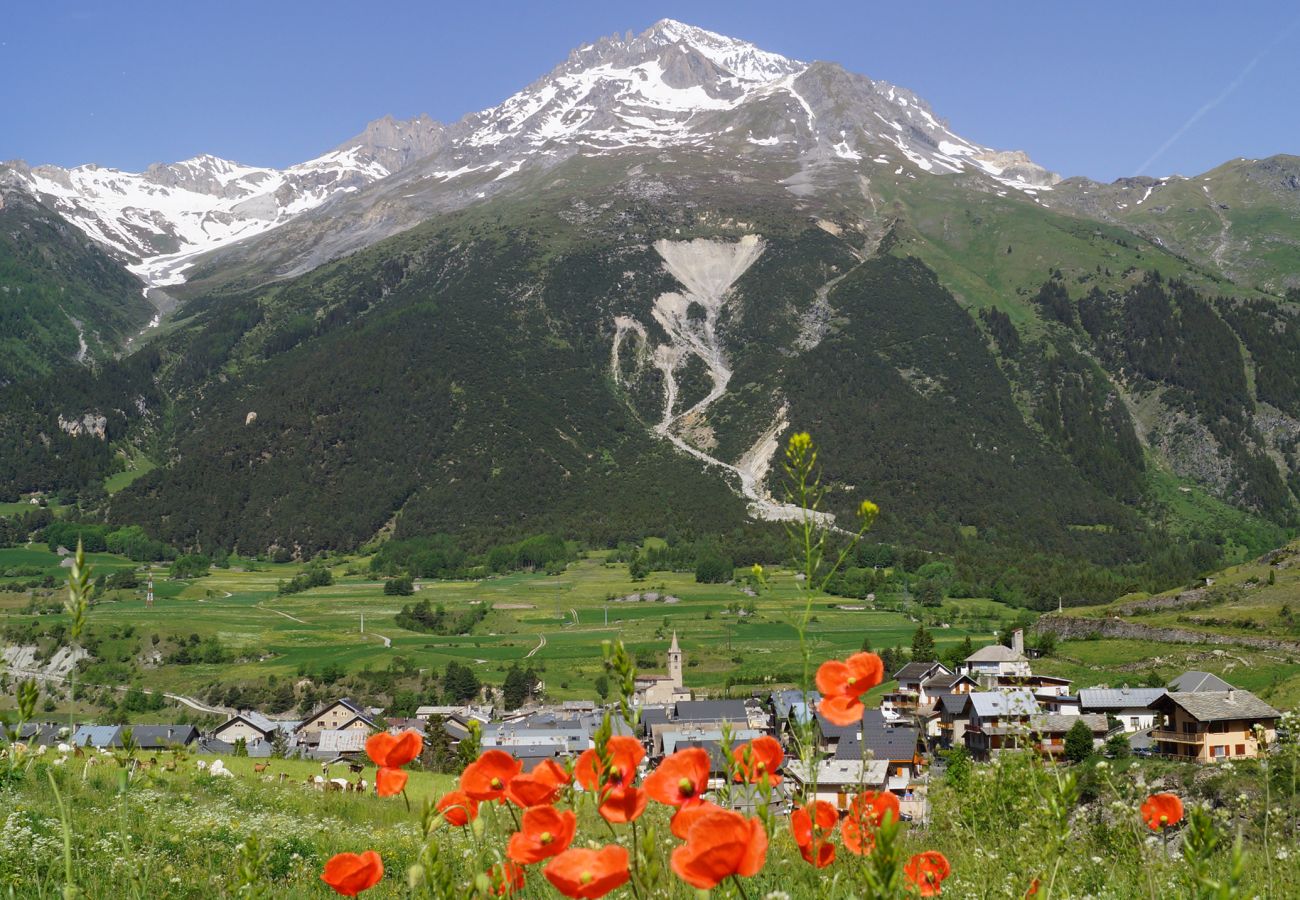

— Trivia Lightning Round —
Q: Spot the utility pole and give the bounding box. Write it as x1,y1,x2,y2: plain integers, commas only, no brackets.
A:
145,572,154,608
360,613,365,634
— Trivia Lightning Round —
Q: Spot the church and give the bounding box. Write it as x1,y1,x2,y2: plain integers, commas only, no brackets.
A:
634,632,693,706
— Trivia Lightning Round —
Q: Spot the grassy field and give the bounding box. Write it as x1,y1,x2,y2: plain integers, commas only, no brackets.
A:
1,548,1014,708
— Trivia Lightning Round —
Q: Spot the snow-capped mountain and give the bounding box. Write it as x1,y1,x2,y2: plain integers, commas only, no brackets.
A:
0,116,444,287
2,19,1057,288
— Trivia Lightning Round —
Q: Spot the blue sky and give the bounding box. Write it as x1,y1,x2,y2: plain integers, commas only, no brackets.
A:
4,1,1297,181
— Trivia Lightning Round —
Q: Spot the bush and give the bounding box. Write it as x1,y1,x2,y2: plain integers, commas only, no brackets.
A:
694,552,734,584
383,576,414,596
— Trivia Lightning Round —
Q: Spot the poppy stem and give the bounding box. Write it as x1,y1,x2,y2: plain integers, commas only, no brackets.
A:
731,874,752,900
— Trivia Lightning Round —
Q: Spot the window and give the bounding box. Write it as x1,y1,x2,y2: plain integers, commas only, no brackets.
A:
1209,721,1228,734
1236,744,1246,756
1212,745,1226,758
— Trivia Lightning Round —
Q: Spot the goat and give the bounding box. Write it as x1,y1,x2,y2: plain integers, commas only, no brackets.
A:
348,761,364,774
253,761,270,774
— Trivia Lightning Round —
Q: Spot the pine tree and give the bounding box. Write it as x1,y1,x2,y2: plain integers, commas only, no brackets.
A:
910,625,936,661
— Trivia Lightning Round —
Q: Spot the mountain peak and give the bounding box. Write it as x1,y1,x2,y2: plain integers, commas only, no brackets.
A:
639,18,805,82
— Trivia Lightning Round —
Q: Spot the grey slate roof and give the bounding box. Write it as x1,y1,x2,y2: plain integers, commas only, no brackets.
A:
835,725,919,762
673,700,748,723
1079,688,1167,710
1157,690,1280,723
1169,671,1235,693
126,725,199,748
966,644,1028,663
1028,714,1108,733
894,661,946,683
939,693,970,716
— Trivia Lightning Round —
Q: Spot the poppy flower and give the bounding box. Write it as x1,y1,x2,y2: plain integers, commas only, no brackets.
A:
669,799,725,839
1024,878,1041,898
575,736,645,793
1140,792,1184,831
506,758,571,808
543,845,630,899
790,800,837,868
644,747,710,807
904,851,951,897
598,784,648,824
816,652,885,726
321,850,383,897
365,729,423,768
487,861,525,896
376,766,408,797
842,790,900,855
507,805,578,865
461,750,523,802
436,790,479,827
732,736,784,786
671,808,768,890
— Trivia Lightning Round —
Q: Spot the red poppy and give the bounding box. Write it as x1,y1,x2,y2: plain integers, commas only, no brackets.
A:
816,652,884,726
321,850,383,897
543,845,630,899
365,729,423,768
1140,793,1184,831
507,805,577,865
732,736,784,786
376,766,408,797
461,750,523,802
790,800,837,868
598,784,648,823
842,790,900,855
1025,878,1041,898
644,747,710,807
671,809,768,890
436,790,479,827
488,861,525,896
905,851,951,897
506,758,571,808
669,800,725,840
575,736,645,793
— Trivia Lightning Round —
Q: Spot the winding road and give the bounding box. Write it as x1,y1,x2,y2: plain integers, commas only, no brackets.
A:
524,634,547,659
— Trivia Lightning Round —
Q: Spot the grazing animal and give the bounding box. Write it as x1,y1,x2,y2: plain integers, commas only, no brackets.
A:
312,775,326,791
73,746,85,759
253,762,270,774
325,779,344,793
348,761,364,774
196,760,208,771
278,772,289,783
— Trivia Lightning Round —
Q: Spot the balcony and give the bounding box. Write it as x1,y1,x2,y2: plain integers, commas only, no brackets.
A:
1150,729,1205,746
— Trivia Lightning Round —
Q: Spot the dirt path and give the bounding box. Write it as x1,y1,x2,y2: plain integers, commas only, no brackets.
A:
524,634,547,659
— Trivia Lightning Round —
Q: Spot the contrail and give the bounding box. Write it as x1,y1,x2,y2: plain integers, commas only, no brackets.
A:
1137,18,1300,176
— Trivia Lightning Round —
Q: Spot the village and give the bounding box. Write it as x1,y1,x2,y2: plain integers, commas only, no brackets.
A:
5,628,1283,817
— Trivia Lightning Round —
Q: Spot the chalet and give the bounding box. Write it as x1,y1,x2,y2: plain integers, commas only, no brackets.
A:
212,711,297,747
992,673,1073,698
882,661,953,719
962,690,1040,760
961,630,1032,681
835,716,923,789
295,699,378,752
1149,690,1281,762
1078,688,1167,733
786,758,890,811
0,723,65,747
937,692,973,749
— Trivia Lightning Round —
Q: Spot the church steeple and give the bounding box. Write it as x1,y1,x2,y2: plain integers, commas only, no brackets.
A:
668,632,683,689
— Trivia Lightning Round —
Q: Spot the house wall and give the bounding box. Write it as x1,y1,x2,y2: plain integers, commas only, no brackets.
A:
213,721,268,745
301,705,366,734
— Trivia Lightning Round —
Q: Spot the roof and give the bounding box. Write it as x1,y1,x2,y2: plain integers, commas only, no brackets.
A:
1028,714,1108,733
640,707,670,728
1079,688,1167,710
298,698,377,731
1156,691,1280,723
966,644,1028,663
72,725,121,748
127,725,199,748
673,700,748,723
317,730,368,754
894,661,948,683
1169,671,1235,693
939,693,970,716
786,758,890,788
661,729,763,757
924,674,975,691
969,690,1040,718
836,725,919,762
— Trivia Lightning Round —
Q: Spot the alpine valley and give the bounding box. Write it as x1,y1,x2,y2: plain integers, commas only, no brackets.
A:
5,19,1300,607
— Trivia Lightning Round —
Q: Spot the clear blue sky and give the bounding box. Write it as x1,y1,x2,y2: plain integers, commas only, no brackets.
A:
4,1,1297,181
